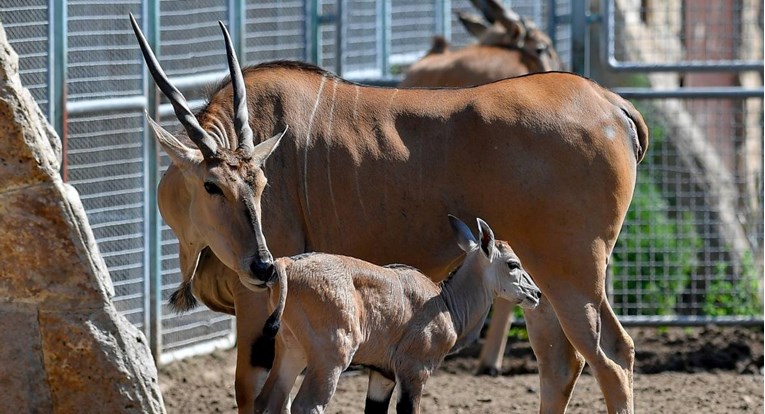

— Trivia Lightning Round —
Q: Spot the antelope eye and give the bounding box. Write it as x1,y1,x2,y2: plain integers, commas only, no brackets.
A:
203,182,223,196
536,44,548,55
508,261,521,271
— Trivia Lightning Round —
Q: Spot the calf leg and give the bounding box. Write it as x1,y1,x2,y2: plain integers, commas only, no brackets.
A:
233,288,272,413
395,372,428,414
523,295,585,413
255,336,306,414
291,363,347,414
365,370,395,414
476,297,515,376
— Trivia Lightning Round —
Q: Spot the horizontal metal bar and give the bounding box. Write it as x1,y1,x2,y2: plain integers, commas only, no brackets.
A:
613,87,765,99
67,95,147,115
618,315,765,327
503,315,763,328
606,59,764,73
158,332,235,366
159,99,207,117
171,70,227,90
603,0,764,73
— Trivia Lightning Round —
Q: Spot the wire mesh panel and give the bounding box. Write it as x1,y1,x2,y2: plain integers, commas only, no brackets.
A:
67,110,147,329
66,1,147,332
341,0,379,77
245,0,306,63
67,1,143,101
389,1,438,67
0,1,49,113
611,97,763,319
159,0,228,77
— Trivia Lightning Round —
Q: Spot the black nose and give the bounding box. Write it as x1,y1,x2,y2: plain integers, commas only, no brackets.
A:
250,259,274,282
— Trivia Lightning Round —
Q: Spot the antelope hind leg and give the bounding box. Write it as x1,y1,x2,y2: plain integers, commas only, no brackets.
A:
550,289,635,413
476,297,516,376
524,295,585,414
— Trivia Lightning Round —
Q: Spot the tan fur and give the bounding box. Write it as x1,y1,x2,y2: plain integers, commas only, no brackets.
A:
254,223,539,413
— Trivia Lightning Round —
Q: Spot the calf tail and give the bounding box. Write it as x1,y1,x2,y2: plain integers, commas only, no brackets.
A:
262,259,288,339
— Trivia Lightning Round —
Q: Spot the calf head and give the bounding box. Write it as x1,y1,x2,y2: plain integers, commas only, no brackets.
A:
131,15,286,292
449,215,540,309
457,0,564,72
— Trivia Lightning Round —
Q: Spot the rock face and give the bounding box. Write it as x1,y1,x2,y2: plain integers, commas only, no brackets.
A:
0,22,165,413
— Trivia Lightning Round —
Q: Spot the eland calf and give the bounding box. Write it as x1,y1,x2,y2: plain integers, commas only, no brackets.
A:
253,216,540,414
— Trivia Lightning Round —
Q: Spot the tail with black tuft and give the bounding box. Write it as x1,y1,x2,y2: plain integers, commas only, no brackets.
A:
169,279,197,313
262,259,289,339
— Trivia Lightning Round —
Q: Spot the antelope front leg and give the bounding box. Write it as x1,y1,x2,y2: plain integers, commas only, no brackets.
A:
524,295,585,414
476,297,515,376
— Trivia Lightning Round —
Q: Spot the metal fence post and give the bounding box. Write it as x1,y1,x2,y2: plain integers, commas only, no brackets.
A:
570,0,588,75
49,0,67,179
141,0,163,363
228,0,245,61
306,0,319,64
378,0,390,76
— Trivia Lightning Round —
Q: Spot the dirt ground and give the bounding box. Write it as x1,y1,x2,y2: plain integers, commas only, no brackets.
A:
159,326,764,413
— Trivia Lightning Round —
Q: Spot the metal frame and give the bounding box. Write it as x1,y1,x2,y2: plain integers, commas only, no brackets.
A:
601,0,764,73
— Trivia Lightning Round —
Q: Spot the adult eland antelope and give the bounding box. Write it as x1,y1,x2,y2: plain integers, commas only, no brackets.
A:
253,216,540,413
400,0,564,87
131,15,647,414
402,0,567,377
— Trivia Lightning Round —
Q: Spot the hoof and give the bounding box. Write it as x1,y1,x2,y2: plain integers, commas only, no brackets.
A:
475,366,500,377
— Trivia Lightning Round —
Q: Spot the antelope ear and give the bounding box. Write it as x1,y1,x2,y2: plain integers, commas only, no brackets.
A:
457,11,489,38
252,125,289,165
476,218,496,258
146,113,202,168
449,215,478,252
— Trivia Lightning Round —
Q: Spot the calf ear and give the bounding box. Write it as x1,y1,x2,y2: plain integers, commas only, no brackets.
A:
146,113,202,169
457,11,489,39
476,218,496,258
449,215,478,252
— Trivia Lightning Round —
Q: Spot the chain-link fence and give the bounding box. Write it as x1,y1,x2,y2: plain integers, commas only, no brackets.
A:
1,0,761,363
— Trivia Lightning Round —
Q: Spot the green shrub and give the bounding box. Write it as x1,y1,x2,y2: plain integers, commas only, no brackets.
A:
611,171,702,316
703,252,763,317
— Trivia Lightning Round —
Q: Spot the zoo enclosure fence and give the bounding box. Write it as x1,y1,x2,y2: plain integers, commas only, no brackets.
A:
0,0,761,364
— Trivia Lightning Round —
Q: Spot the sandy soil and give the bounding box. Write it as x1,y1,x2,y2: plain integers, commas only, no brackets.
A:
159,326,763,413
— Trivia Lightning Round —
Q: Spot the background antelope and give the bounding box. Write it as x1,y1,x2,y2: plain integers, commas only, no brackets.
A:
254,216,540,414
401,0,567,377
400,0,564,88
132,13,648,414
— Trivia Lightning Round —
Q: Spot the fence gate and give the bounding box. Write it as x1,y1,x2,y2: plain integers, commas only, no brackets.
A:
0,0,761,364
592,0,763,324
